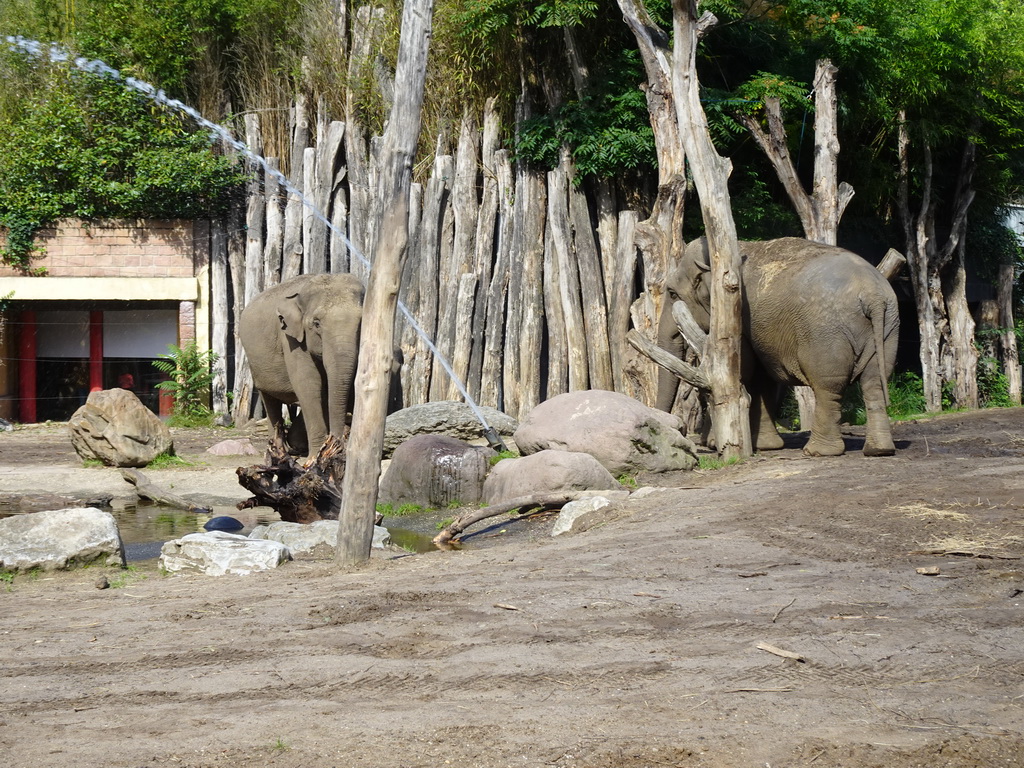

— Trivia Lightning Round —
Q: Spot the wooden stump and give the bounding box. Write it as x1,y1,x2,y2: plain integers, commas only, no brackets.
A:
236,431,349,524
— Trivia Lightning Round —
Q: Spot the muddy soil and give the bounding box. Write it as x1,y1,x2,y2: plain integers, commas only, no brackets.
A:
1,411,1022,768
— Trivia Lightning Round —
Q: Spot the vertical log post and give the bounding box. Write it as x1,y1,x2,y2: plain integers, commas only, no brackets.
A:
672,1,750,459
337,0,433,566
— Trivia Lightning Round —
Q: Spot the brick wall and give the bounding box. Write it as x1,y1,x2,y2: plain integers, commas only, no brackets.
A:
0,218,210,277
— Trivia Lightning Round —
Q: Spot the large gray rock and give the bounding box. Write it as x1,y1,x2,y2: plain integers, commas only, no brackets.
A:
379,434,496,509
483,450,622,506
249,520,392,557
383,401,517,457
69,388,174,467
515,390,697,475
160,531,290,576
0,507,125,572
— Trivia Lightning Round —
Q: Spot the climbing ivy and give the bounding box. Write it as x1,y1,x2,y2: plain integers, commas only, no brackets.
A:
0,61,247,272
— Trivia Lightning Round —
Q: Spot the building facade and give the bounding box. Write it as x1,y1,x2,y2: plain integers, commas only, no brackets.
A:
0,219,213,422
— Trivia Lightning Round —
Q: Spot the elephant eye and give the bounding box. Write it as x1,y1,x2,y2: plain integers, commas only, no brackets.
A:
667,288,679,301
312,318,322,330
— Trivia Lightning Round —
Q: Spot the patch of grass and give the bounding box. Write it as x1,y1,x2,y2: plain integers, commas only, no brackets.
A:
108,565,144,589
436,517,455,531
616,473,638,489
81,458,104,468
165,412,216,429
697,455,743,471
271,737,290,753
0,571,14,590
379,503,426,517
146,451,192,469
489,450,519,466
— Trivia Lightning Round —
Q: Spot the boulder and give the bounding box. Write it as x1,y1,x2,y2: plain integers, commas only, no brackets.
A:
206,438,260,456
515,390,697,475
483,450,621,506
159,531,290,576
552,496,615,537
249,520,392,558
379,434,496,509
383,401,517,457
69,388,173,467
0,507,125,572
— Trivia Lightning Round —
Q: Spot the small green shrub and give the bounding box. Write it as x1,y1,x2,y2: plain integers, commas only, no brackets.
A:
489,450,519,466
436,517,455,531
887,371,927,419
977,357,1014,408
616,473,638,489
153,339,218,421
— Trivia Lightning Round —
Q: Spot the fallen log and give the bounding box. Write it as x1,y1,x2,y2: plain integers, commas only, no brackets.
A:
236,432,349,524
120,469,213,514
433,491,586,547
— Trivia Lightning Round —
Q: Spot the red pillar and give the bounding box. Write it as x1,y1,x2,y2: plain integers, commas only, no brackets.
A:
89,311,104,391
18,310,37,423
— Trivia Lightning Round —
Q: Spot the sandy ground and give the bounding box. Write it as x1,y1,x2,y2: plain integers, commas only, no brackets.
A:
0,411,1023,768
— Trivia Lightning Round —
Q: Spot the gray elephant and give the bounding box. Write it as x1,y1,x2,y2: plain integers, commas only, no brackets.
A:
657,237,899,457
239,273,367,457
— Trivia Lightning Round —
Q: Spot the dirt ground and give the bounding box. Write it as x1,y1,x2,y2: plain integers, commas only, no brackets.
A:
0,410,1022,768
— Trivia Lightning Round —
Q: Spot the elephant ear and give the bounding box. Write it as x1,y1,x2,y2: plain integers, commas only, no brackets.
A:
277,293,305,344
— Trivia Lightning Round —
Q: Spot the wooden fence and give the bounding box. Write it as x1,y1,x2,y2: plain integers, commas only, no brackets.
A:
221,99,669,425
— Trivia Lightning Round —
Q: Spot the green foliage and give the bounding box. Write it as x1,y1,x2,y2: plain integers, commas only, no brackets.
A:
887,371,927,419
514,49,655,180
840,382,866,426
976,355,1015,409
147,451,190,468
152,339,218,420
0,62,247,269
616,472,638,489
489,449,519,466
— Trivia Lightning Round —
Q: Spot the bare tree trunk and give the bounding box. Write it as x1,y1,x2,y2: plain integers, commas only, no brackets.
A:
617,0,690,408
481,151,515,410
944,238,978,409
570,178,614,391
516,169,546,415
337,0,432,566
281,95,308,281
998,262,1022,404
210,219,230,424
263,158,284,287
672,1,749,459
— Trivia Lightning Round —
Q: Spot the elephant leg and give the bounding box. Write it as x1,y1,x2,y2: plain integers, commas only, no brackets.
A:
803,380,847,456
260,392,289,453
749,381,784,451
860,360,896,457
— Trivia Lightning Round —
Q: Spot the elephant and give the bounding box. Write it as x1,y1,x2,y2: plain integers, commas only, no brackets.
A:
239,273,372,457
657,237,899,457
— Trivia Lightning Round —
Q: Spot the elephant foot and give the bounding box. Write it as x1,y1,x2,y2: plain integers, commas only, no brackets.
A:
755,433,785,451
863,439,896,457
803,434,846,457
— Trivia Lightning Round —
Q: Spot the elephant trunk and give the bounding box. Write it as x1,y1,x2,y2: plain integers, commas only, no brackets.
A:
322,335,360,437
655,299,686,411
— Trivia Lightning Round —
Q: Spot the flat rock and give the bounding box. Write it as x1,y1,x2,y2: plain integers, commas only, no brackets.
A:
160,531,290,576
0,507,125,572
249,520,392,557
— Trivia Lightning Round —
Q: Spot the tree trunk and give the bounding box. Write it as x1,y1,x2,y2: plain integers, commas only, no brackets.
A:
210,219,230,424
671,1,750,459
943,238,978,409
998,261,1022,404
337,0,432,566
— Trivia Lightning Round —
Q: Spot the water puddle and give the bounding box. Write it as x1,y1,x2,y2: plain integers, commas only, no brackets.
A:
0,502,442,561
